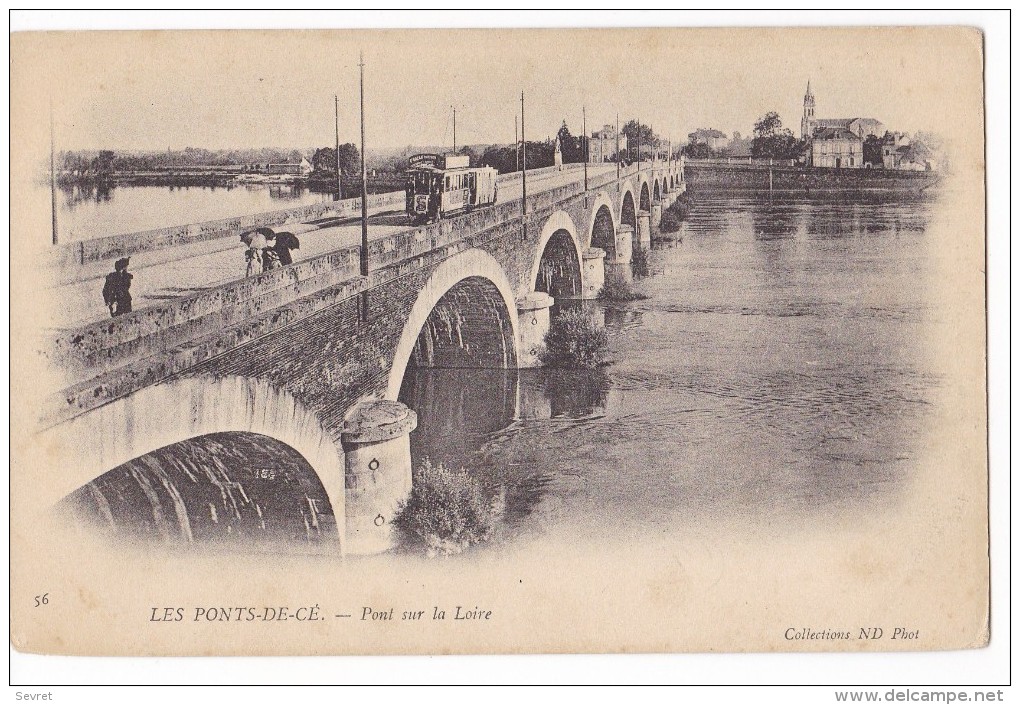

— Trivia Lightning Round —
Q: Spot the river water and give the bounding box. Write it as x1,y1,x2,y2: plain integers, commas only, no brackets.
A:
403,192,939,550
35,181,333,242
64,192,940,556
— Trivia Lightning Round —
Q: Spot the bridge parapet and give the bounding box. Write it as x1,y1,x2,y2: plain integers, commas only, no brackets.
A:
46,164,593,273
41,163,666,431
46,191,406,270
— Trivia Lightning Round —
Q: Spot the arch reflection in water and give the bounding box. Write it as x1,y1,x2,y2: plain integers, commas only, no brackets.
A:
399,367,518,473
517,368,612,421
60,432,337,553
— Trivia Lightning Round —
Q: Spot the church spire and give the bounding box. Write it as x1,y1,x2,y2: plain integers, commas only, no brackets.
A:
801,79,816,140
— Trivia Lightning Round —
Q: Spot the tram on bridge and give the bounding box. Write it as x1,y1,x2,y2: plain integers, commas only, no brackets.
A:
405,153,498,225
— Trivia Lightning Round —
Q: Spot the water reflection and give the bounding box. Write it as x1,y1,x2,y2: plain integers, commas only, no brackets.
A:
399,367,518,473
60,182,113,207
398,363,613,526
398,364,611,469
601,305,644,333
518,367,612,420
59,191,943,552
749,199,802,240
39,181,334,242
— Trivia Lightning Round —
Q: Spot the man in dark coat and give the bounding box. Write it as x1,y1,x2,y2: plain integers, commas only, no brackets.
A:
102,258,133,317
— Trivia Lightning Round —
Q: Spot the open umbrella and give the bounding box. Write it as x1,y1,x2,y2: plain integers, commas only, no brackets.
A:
275,231,300,250
241,230,268,249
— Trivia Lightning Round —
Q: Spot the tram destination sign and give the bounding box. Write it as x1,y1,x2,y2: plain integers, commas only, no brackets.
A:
408,153,442,169
408,153,470,170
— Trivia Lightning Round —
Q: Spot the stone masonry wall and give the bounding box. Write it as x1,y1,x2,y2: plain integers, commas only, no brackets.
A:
42,163,681,434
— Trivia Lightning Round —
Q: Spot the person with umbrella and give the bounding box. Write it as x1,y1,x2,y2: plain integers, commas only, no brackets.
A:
240,228,268,277
272,230,301,266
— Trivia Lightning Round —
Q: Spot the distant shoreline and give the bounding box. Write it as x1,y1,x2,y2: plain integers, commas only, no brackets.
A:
684,162,939,195
53,172,404,195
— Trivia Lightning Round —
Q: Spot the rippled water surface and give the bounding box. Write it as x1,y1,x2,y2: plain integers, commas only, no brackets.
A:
66,193,940,553
406,193,940,546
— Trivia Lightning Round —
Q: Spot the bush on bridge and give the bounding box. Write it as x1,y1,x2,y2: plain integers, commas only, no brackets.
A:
393,459,504,558
539,307,609,369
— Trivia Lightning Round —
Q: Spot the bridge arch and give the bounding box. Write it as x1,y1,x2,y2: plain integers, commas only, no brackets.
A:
620,187,637,232
634,173,648,202
653,179,661,202
639,181,651,211
530,210,583,300
584,191,617,249
386,248,521,401
590,202,617,259
38,375,347,549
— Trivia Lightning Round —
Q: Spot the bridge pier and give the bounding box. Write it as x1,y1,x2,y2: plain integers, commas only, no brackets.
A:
341,400,418,555
616,223,634,264
517,373,552,421
650,203,662,230
606,224,634,287
516,292,555,368
581,247,606,300
637,211,652,250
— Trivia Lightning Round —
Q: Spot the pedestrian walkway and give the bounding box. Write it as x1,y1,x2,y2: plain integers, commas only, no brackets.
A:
45,164,617,330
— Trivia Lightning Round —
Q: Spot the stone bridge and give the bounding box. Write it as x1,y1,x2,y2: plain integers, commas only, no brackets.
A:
37,160,685,555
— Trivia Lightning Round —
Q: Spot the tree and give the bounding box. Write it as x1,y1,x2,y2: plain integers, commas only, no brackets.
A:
480,141,554,174
480,145,518,174
681,142,711,159
311,143,360,175
311,147,336,173
621,119,658,160
90,150,116,176
863,135,884,167
750,112,807,160
556,121,583,163
337,143,359,174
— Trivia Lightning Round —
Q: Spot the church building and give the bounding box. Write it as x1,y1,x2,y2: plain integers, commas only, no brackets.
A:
801,81,885,168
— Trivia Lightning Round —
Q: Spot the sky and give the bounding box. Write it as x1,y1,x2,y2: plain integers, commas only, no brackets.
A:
11,23,981,160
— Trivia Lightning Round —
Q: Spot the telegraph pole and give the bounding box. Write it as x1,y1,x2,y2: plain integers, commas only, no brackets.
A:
637,117,641,173
582,105,588,191
359,52,368,277
616,113,620,180
50,98,58,245
359,51,370,321
334,95,342,201
514,115,519,172
453,107,457,154
520,91,527,240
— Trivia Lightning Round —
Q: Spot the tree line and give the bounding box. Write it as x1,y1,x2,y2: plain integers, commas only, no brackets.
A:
54,116,670,180
60,146,314,175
